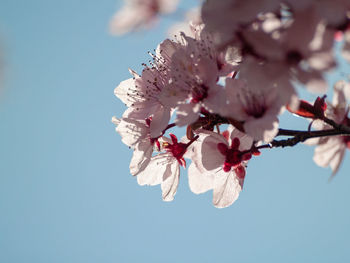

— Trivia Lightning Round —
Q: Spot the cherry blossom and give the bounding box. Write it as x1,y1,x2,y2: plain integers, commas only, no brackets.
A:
166,30,237,127
109,0,179,35
201,0,280,49
111,0,350,208
188,128,254,208
137,134,194,202
310,81,350,176
222,58,294,142
168,7,202,38
114,56,173,138
112,116,160,176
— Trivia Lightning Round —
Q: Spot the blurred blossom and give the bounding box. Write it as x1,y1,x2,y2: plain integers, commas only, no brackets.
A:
109,0,179,35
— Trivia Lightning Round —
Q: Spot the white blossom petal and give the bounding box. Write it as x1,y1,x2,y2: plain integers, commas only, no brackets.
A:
213,171,241,208
161,161,180,202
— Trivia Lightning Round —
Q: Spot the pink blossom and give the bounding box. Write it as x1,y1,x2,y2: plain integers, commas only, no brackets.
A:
188,128,253,208
310,81,350,176
165,31,235,126
137,134,191,202
221,58,295,142
112,116,160,176
167,7,202,38
201,0,280,49
109,0,179,35
239,8,336,93
114,56,173,138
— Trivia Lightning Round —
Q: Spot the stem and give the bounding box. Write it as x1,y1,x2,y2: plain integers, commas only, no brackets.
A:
258,128,350,150
322,116,350,133
186,135,199,148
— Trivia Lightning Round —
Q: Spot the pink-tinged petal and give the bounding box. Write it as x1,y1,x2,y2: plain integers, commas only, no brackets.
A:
308,51,336,71
202,84,227,115
156,39,179,61
175,103,200,127
130,141,153,176
304,136,322,146
114,78,135,106
244,115,279,143
212,171,242,208
333,80,350,107
195,57,218,85
109,5,149,35
229,128,253,150
158,82,189,108
242,29,283,61
161,161,180,202
109,0,179,36
296,68,328,94
150,106,171,138
115,117,149,147
330,146,346,177
111,116,120,126
221,78,247,119
136,154,167,186
158,0,179,14
313,137,345,168
200,133,227,171
189,130,226,173
124,103,159,120
188,162,215,194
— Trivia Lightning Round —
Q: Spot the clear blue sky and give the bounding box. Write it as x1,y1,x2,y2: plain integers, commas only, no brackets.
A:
0,1,349,262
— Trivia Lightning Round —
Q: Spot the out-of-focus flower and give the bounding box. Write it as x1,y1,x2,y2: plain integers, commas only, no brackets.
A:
309,81,350,176
342,29,350,63
168,7,202,38
201,0,280,49
188,127,253,208
222,58,294,142
109,0,179,35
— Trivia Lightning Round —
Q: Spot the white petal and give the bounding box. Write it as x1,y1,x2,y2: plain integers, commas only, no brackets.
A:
244,115,279,143
200,132,227,171
161,161,180,202
116,118,148,147
213,171,241,208
202,84,227,115
150,106,171,138
188,162,215,194
313,137,345,168
114,78,135,106
175,103,200,127
229,128,254,150
130,141,153,176
330,146,346,177
136,154,168,186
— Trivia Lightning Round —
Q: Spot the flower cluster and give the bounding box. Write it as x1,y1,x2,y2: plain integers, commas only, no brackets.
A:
112,0,350,208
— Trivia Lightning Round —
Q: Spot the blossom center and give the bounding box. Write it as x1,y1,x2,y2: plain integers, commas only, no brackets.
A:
286,50,303,65
243,94,267,118
217,137,252,173
191,84,208,103
163,134,188,167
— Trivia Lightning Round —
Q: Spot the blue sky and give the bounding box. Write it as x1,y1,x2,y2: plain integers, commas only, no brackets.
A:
0,1,349,262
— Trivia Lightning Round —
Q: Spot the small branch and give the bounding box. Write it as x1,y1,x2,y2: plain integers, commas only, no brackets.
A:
322,116,350,133
258,128,350,150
